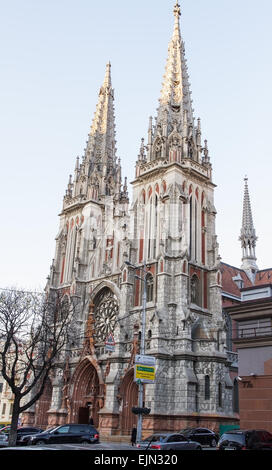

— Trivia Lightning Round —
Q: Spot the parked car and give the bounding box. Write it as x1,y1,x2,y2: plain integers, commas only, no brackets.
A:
16,427,44,445
179,427,219,447
0,433,9,447
136,433,202,450
28,424,99,446
0,426,43,446
217,429,272,450
20,427,56,446
0,425,11,434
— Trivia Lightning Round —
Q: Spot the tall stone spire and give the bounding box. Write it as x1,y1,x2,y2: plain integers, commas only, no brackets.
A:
144,1,209,170
86,61,117,181
240,177,258,282
63,62,127,207
159,1,193,122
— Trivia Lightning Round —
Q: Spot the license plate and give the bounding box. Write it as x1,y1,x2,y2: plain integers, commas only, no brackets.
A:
225,447,236,450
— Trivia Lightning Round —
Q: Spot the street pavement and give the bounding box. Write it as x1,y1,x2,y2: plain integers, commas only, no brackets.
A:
0,441,216,451
0,441,136,451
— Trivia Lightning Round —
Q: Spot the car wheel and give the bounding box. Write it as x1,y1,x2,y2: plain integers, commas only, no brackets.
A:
81,440,90,446
210,438,217,447
35,440,46,446
196,446,202,450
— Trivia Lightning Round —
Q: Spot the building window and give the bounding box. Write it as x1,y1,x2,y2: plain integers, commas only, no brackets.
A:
146,273,154,302
146,330,152,350
204,375,210,400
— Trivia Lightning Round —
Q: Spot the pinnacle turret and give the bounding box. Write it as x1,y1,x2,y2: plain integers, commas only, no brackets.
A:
240,177,258,281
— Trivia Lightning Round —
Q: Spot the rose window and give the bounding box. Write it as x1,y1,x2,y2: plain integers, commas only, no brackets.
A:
93,289,118,343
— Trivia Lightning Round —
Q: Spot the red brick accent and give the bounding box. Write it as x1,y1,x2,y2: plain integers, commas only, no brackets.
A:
139,231,144,262
204,271,208,309
60,256,65,284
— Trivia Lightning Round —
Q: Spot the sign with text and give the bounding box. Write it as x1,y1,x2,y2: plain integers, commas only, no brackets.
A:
134,355,156,383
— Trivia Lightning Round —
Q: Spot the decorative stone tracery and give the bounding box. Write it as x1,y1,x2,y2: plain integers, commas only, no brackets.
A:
93,288,118,344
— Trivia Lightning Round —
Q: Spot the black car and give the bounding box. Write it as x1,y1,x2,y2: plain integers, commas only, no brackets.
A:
19,427,56,445
16,427,43,445
0,426,43,446
217,429,272,450
28,424,99,446
180,427,219,447
137,433,202,451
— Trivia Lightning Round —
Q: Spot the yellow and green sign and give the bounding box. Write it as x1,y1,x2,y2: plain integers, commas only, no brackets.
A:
134,355,156,383
135,364,156,382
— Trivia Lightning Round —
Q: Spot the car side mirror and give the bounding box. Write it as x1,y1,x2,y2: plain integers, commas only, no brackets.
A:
53,431,59,434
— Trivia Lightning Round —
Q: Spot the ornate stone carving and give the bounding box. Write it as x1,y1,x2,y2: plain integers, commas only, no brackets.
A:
93,289,118,344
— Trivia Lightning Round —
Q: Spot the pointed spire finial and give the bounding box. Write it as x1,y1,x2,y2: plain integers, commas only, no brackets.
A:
174,1,181,19
103,61,112,88
240,177,258,281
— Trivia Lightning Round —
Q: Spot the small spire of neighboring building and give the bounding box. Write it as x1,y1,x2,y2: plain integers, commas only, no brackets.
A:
240,176,258,282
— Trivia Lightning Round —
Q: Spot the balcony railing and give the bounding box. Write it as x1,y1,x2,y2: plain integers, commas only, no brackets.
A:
238,325,272,339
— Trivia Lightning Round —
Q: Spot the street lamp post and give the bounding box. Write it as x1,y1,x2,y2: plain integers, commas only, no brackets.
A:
125,259,147,443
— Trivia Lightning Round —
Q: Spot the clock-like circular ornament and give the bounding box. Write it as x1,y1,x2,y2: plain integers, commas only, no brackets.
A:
93,289,118,343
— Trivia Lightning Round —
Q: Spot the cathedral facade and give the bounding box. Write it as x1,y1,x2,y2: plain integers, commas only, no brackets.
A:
23,3,238,435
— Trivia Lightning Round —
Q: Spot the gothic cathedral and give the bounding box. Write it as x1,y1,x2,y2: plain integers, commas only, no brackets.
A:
24,3,237,435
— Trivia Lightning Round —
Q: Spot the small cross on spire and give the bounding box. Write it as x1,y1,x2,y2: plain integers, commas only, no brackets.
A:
174,1,181,19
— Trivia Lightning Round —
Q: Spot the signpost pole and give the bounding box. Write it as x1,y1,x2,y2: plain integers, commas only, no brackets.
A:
136,260,147,444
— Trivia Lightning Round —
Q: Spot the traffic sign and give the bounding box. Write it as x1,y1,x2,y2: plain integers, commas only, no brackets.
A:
105,333,115,352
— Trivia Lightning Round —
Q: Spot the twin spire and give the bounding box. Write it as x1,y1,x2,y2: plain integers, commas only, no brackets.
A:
64,62,127,204
65,1,209,203
159,1,193,122
143,1,209,166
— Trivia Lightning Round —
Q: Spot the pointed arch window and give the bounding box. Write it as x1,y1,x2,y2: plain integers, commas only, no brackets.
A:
153,195,158,258
204,375,210,400
191,274,200,305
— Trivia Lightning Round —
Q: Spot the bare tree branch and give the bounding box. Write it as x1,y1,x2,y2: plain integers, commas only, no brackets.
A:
0,288,78,446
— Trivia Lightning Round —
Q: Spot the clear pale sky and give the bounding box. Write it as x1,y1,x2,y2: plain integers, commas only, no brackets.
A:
1,0,271,291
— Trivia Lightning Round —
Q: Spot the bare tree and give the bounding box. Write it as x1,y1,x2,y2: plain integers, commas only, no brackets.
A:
0,288,77,446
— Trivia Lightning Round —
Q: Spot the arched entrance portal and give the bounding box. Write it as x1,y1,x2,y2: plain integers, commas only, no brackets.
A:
119,369,138,434
71,359,100,427
34,378,52,428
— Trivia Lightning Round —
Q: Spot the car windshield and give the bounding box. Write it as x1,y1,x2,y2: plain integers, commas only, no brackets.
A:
143,435,166,443
180,428,193,435
220,433,245,445
45,427,59,434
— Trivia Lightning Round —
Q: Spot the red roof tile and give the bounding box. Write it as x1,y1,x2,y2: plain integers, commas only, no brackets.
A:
220,262,253,298
255,269,272,286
